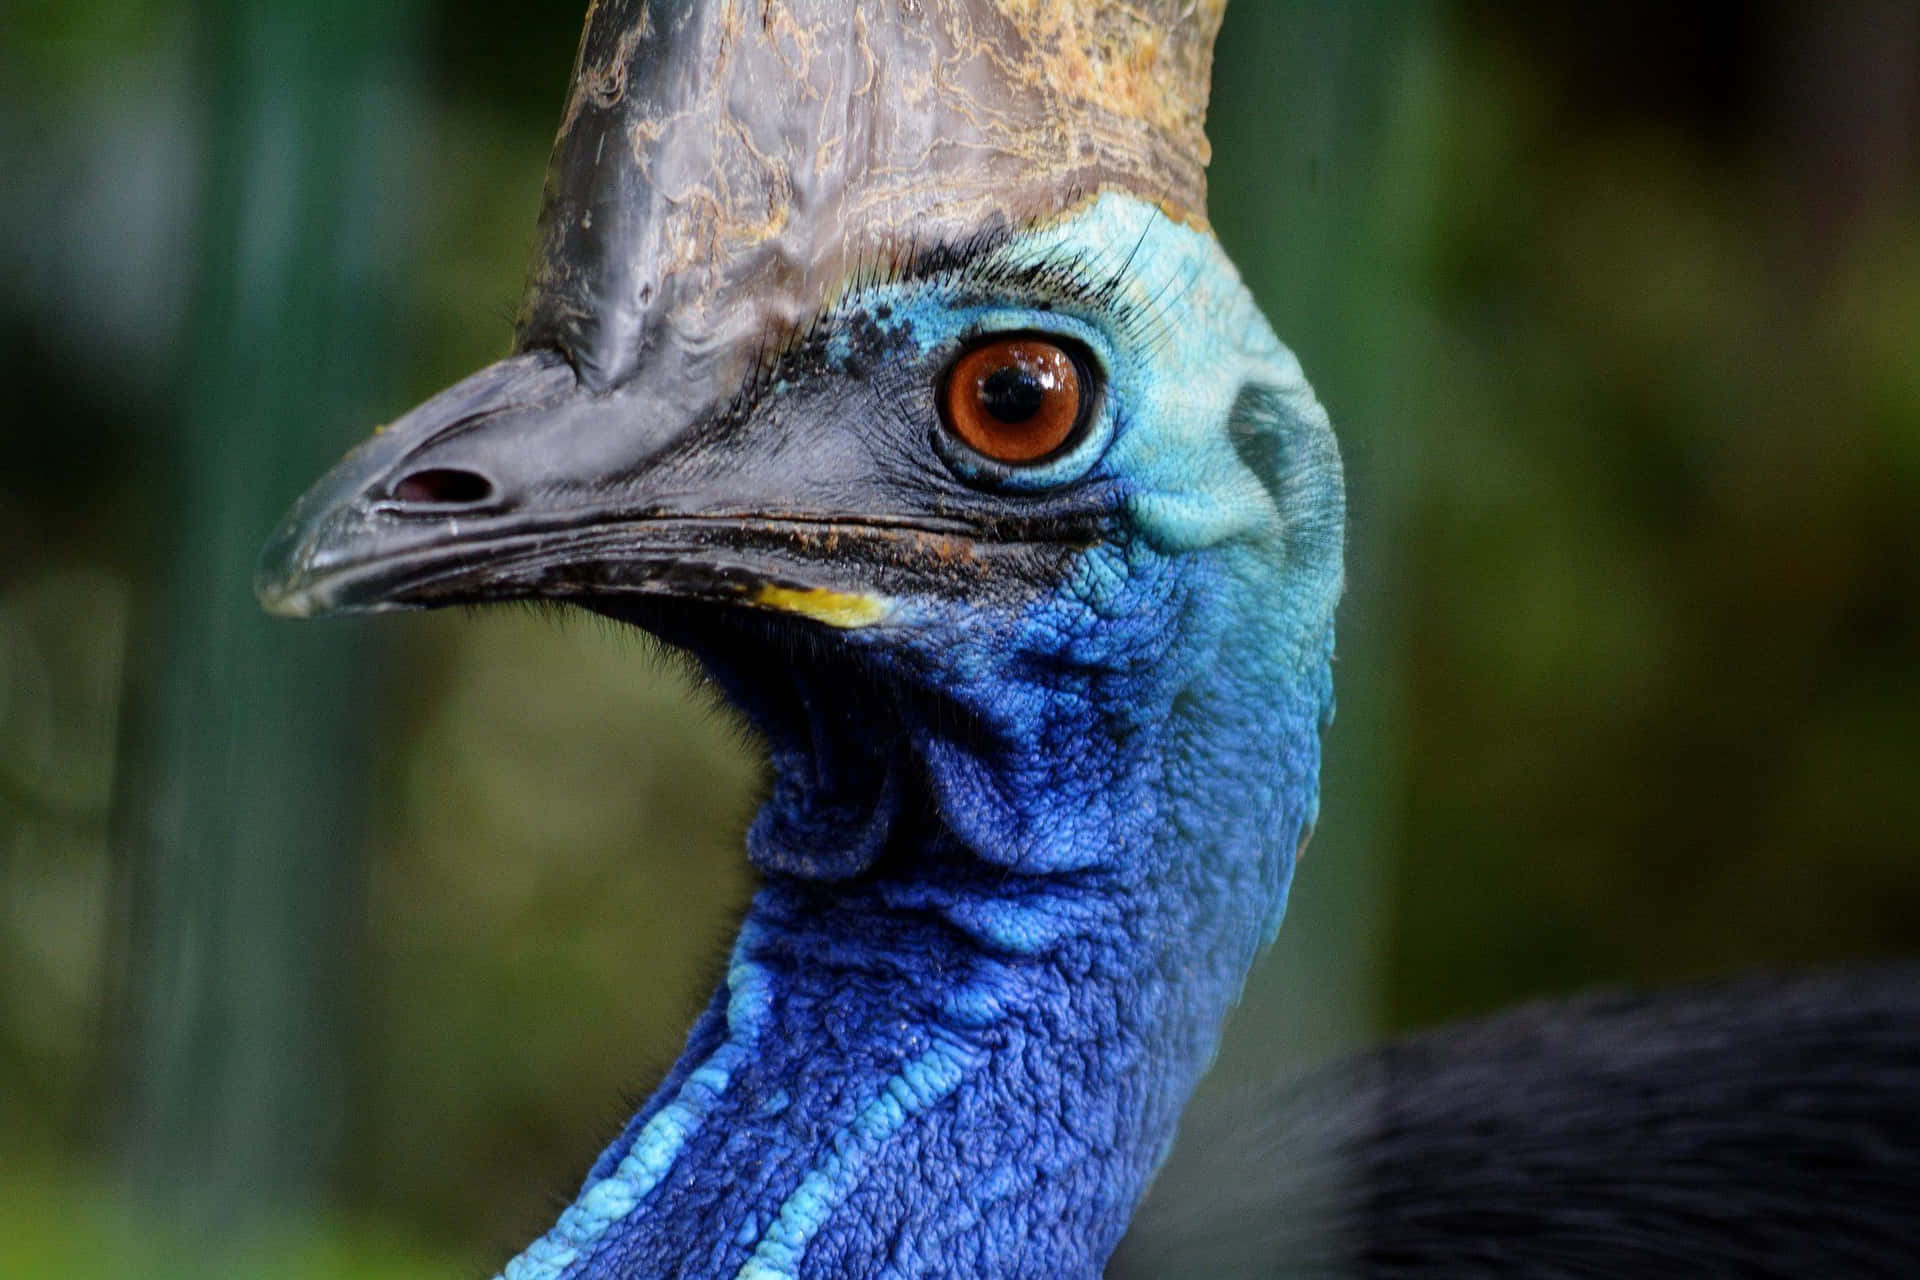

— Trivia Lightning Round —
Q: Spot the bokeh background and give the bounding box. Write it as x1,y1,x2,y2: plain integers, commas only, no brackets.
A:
4,1,1917,1275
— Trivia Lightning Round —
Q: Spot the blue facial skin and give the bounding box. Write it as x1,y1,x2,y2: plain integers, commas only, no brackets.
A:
498,192,1346,1280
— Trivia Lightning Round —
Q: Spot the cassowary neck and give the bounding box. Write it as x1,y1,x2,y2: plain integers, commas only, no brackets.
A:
507,577,1330,1279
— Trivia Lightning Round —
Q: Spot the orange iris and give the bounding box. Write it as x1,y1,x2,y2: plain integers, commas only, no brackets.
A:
941,338,1084,465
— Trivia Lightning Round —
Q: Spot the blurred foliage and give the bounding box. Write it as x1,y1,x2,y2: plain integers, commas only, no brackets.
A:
2,1,1916,1275
1394,1,1920,1020
3,1157,458,1280
351,610,753,1253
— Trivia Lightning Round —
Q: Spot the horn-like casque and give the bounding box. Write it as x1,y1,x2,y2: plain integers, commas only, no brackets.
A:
519,0,1227,393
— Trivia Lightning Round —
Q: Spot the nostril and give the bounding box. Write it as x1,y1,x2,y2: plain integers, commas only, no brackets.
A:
391,467,494,506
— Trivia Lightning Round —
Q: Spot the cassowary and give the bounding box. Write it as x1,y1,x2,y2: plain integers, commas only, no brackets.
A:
257,1,1920,1275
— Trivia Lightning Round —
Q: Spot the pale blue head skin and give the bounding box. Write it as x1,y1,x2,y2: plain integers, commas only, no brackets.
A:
497,192,1345,1279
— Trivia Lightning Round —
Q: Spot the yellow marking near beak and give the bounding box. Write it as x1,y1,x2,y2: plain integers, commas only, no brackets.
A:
752,584,892,629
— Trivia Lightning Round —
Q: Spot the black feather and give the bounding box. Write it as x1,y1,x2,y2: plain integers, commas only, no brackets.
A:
1111,968,1920,1278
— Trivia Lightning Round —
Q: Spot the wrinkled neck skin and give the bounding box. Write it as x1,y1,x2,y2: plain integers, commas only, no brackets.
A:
500,201,1342,1280
504,576,1332,1280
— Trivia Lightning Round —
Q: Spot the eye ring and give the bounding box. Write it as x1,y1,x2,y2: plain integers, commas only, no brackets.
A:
938,335,1093,467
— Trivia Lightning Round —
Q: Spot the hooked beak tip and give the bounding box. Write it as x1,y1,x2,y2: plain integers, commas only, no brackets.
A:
255,563,337,618
255,506,316,617
256,584,316,619
254,498,376,619
254,525,331,618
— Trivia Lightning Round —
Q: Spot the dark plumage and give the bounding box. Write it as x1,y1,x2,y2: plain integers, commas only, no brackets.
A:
1114,969,1920,1277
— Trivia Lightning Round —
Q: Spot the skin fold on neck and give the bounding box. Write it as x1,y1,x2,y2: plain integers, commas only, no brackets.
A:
502,586,1329,1279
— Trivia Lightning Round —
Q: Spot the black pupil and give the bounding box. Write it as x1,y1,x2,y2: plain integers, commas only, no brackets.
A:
979,365,1046,423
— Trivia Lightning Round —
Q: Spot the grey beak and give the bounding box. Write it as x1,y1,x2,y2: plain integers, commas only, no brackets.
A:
256,351,579,618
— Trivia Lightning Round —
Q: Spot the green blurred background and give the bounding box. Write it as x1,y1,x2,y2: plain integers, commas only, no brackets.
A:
3,1,1916,1275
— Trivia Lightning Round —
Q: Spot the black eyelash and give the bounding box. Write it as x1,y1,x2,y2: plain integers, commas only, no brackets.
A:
758,195,1189,396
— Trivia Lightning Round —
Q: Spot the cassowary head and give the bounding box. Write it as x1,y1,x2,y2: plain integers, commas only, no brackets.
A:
259,4,1347,1271
259,0,1342,887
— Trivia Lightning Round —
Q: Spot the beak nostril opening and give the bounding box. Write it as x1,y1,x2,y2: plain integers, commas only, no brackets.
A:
391,467,494,506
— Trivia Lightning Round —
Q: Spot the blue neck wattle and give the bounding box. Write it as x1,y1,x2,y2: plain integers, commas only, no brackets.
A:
506,563,1331,1280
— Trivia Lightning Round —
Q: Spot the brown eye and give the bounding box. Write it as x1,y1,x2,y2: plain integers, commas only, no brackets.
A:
940,337,1086,465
